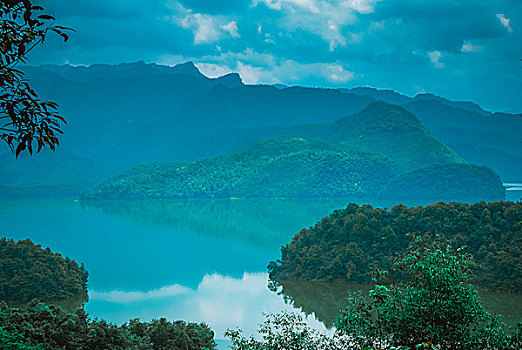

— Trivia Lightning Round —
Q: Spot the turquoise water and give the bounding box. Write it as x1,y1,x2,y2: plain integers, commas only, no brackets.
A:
1,196,519,343
0,198,354,341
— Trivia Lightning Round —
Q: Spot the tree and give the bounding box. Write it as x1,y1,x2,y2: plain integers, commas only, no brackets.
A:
335,235,519,350
1,0,71,157
225,312,350,350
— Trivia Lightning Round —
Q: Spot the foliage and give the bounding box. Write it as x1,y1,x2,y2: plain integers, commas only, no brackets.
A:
0,301,217,350
83,132,503,201
379,163,505,201
335,236,520,350
0,238,88,304
83,137,395,199
0,325,41,350
225,311,350,350
269,201,522,293
1,0,70,156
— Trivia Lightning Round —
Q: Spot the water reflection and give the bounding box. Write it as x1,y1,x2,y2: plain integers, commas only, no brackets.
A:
87,273,328,341
81,198,354,250
2,197,519,344
269,279,373,327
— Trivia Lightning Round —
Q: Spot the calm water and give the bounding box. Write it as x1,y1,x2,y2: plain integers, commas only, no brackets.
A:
1,196,520,344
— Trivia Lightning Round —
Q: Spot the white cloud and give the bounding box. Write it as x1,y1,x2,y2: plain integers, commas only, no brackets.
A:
461,41,482,53
428,50,444,68
496,13,513,32
236,61,266,84
220,21,240,38
158,49,355,86
195,62,233,78
171,2,241,44
326,64,355,82
90,284,192,303
344,0,381,14
286,0,320,13
87,273,329,340
253,0,282,11
234,58,355,85
254,0,372,51
183,13,220,44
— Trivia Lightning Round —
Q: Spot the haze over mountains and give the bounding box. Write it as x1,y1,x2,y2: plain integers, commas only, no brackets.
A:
0,61,520,198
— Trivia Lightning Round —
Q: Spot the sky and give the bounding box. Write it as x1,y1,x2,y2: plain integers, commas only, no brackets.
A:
31,0,521,113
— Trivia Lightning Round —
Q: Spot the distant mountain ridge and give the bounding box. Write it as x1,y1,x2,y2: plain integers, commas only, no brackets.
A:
0,61,518,197
84,103,504,201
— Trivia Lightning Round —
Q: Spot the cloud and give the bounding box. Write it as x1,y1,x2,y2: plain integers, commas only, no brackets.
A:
90,284,192,303
496,13,513,32
234,58,355,85
194,62,234,78
220,21,240,38
461,41,482,53
345,0,382,14
173,2,241,44
286,0,320,13
428,50,444,68
326,64,355,82
87,273,329,340
252,0,282,11
181,13,220,44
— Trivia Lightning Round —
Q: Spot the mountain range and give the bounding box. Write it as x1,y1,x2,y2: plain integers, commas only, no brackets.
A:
0,61,519,198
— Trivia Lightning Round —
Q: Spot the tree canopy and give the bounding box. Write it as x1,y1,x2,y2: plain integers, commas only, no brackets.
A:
336,236,521,350
0,0,70,156
269,201,522,293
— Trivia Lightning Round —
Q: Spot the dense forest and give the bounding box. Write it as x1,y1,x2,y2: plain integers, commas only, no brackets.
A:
379,163,505,200
82,104,505,201
0,302,216,350
0,238,88,305
269,201,522,293
83,137,396,199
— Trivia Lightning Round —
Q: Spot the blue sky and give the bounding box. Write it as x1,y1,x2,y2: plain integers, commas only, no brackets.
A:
33,0,521,112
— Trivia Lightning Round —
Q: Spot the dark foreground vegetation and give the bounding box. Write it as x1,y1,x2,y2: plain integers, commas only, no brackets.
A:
269,201,522,293
0,302,216,350
0,238,88,305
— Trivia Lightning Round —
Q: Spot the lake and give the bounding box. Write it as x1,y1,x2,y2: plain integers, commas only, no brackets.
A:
0,196,520,346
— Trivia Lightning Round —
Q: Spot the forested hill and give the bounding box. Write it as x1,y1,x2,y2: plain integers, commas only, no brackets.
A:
0,62,519,198
268,201,522,293
0,238,88,305
84,103,505,201
83,137,395,199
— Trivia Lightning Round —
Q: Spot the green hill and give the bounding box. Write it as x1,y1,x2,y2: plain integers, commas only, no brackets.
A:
84,103,504,201
380,163,505,202
310,102,465,172
268,201,522,293
84,137,395,199
0,238,88,305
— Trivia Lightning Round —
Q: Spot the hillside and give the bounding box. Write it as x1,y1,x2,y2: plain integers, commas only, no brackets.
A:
84,103,505,201
83,137,395,199
268,201,522,293
0,238,88,305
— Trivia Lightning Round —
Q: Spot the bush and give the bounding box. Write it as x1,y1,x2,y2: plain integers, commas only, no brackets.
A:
335,236,520,350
